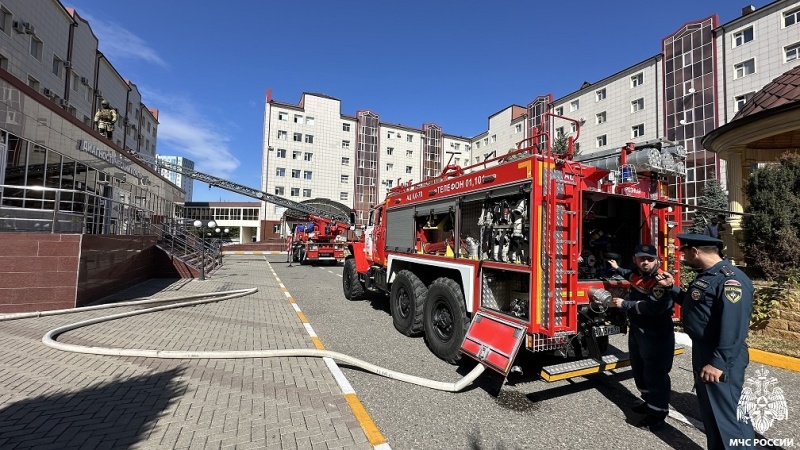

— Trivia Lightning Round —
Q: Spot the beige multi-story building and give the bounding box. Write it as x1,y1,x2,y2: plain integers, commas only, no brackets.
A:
261,92,472,231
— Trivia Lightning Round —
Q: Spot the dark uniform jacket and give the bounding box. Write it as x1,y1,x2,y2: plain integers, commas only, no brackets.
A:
616,267,674,330
676,260,753,371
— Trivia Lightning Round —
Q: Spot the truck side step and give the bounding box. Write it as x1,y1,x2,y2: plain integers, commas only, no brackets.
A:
540,346,684,382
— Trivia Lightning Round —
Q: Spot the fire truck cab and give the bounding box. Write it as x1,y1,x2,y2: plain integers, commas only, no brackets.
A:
344,134,686,380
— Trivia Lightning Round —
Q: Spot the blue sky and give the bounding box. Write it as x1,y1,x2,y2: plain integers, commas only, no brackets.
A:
64,0,769,202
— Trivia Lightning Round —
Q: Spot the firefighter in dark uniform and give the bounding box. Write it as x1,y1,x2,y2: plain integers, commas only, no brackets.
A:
658,233,755,450
608,244,675,430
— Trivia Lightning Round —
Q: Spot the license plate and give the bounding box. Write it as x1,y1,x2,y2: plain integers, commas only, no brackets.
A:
593,325,620,337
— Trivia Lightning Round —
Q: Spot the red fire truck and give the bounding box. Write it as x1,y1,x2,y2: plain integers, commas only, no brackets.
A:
343,118,686,380
288,214,350,265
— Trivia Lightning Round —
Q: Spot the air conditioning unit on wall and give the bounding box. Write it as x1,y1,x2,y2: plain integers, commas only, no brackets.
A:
42,87,53,97
80,76,89,85
12,21,26,33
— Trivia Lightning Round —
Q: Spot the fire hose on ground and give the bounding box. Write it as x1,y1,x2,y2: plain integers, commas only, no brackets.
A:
1,288,485,392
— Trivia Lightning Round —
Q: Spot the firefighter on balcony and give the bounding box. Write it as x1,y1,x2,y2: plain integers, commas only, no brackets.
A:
93,99,118,140
608,244,676,430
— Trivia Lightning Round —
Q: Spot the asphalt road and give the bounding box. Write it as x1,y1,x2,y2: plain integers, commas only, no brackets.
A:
265,255,798,450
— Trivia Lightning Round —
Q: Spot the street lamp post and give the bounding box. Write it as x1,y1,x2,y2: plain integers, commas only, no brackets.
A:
193,219,216,281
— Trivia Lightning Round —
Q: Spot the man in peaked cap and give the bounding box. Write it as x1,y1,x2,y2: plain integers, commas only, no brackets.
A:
657,233,755,449
608,243,676,430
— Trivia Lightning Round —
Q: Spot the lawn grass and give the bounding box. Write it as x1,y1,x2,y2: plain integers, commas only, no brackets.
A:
747,332,800,359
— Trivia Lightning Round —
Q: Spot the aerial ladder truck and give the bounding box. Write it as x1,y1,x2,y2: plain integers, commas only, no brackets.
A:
137,154,353,265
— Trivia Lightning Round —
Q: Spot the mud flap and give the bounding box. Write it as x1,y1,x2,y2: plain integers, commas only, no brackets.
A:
460,312,526,376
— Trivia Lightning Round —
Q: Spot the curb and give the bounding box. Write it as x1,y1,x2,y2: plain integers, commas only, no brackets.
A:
676,332,800,373
264,258,389,450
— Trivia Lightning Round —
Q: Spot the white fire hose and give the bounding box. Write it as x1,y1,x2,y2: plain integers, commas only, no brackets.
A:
4,288,485,392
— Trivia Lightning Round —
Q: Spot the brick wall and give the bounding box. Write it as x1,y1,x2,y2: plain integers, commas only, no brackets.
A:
761,295,800,341
0,233,80,313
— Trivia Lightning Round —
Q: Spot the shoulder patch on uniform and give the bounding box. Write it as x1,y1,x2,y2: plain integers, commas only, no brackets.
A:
720,265,736,277
724,286,742,303
652,286,665,299
724,279,742,287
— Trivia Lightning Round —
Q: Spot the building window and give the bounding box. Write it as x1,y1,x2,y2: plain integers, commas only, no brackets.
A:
343,123,350,132
291,169,300,178
278,130,287,140
596,89,606,101
596,112,606,124
682,52,693,67
304,134,314,144
293,132,302,142
785,42,800,62
555,106,563,116
30,36,42,60
341,157,349,165
407,134,413,142
483,138,488,146
734,59,756,78
340,192,348,201
27,75,39,91
386,180,394,188
387,147,393,155
274,186,284,195
278,112,288,121
596,135,607,147
386,163,393,171
631,98,645,112
304,152,313,161
733,27,754,47
291,188,300,196
570,100,579,111
631,73,644,87
302,189,311,198
490,134,496,143
294,114,303,123
387,131,394,139
556,127,564,137
406,150,413,157
405,166,412,174
303,171,312,180
276,148,286,158
342,140,350,149
341,175,349,183
305,116,314,125
276,167,285,177
734,92,755,112
0,8,11,36
570,123,577,133
784,6,800,27
52,56,63,78
292,150,301,159
632,124,644,138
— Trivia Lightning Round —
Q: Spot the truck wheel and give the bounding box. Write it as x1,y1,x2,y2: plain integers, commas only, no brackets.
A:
342,258,365,300
391,270,427,337
423,277,468,364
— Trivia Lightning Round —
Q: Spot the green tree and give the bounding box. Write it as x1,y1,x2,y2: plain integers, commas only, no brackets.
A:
741,152,800,279
552,134,581,157
689,178,729,234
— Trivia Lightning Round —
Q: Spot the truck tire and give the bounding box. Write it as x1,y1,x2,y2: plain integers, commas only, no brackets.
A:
391,270,427,337
423,277,468,364
342,258,365,300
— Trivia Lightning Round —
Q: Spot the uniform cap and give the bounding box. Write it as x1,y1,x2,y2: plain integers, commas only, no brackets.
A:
676,233,723,248
634,244,657,257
